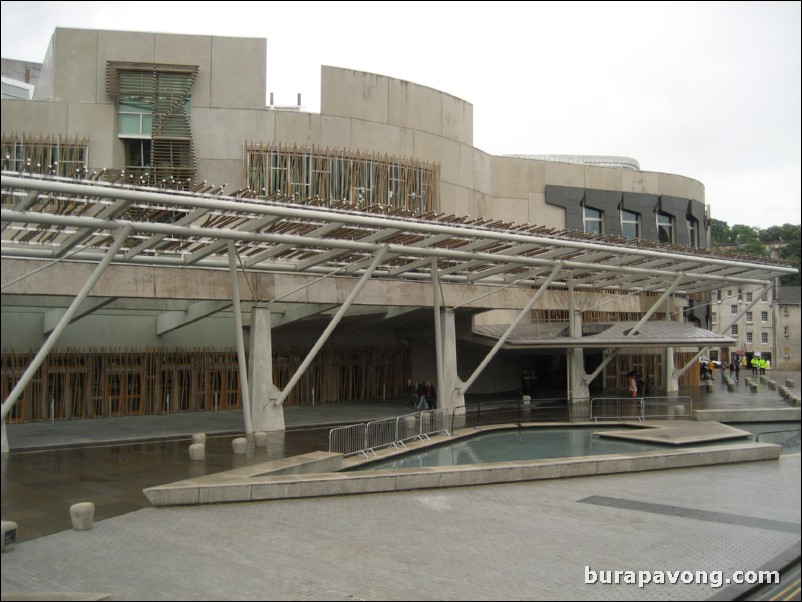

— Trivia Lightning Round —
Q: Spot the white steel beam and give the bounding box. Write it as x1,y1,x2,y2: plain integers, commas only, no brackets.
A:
43,297,116,335
459,264,564,394
156,300,232,336
228,241,253,435
273,246,389,406
1,224,132,423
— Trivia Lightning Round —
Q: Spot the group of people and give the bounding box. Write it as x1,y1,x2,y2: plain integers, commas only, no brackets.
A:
405,378,436,410
626,370,650,397
750,355,768,376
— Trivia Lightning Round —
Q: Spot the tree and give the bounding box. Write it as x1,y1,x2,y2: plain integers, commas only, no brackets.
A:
710,219,732,245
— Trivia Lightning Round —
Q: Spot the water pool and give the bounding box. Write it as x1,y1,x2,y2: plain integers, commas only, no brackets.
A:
356,426,674,471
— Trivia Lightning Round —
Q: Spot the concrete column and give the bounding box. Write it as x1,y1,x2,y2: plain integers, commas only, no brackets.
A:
665,347,678,393
441,310,465,414
567,278,589,402
664,296,678,393
249,307,285,432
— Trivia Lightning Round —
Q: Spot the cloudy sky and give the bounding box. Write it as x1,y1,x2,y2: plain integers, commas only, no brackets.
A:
2,1,799,229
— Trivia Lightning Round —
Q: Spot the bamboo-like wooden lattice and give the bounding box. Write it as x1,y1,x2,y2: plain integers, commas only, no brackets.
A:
1,346,409,423
245,142,440,214
1,133,89,178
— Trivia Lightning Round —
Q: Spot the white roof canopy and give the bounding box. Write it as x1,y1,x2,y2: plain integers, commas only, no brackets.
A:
1,173,796,295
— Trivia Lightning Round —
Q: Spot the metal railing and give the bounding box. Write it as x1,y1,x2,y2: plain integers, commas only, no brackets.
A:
756,429,801,455
474,398,570,429
328,423,367,457
589,396,693,421
329,408,452,457
364,417,401,453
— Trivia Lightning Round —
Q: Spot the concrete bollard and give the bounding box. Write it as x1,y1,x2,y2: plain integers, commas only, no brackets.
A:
232,437,248,454
705,381,714,392
749,383,758,393
189,442,205,461
786,379,795,388
254,432,268,448
191,433,206,445
768,380,777,390
1,520,18,553
70,502,95,531
726,382,735,392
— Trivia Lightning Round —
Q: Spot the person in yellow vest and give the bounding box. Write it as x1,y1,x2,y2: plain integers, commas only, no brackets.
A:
750,355,759,376
759,357,767,375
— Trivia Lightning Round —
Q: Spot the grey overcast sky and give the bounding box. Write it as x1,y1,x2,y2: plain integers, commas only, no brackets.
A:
2,1,800,229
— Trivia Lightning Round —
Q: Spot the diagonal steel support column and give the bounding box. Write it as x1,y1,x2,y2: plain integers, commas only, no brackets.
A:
672,283,772,382
460,264,564,394
583,349,621,386
432,258,445,405
273,246,389,406
1,225,132,427
228,241,254,435
625,274,684,337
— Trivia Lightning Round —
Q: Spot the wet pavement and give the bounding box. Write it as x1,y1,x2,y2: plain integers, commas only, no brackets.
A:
1,373,799,542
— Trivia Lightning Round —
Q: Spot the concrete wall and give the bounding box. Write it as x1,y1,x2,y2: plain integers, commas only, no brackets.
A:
3,29,705,234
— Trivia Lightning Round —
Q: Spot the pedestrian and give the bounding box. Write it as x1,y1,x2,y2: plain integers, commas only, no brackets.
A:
628,371,638,398
405,378,417,408
734,360,740,382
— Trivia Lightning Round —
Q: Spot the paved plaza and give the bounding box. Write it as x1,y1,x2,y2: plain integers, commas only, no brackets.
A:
1,373,800,600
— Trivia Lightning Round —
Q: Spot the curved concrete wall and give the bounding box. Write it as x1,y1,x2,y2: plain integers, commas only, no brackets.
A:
2,30,705,234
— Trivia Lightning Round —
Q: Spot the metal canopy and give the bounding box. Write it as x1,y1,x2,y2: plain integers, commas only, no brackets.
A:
1,173,795,294
472,321,737,349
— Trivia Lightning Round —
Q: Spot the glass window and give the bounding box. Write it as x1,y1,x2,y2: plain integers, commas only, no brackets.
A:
118,100,152,136
731,305,738,314
731,325,738,335
711,311,717,324
746,311,753,323
761,332,768,344
761,293,768,302
746,332,753,343
746,292,753,303
657,213,674,243
785,326,790,337
584,206,603,235
621,210,639,239
761,311,768,322
687,216,698,246
123,139,151,168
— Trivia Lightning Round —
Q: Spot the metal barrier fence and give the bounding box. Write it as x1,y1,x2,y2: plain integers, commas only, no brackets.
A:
474,399,571,428
419,408,450,439
328,423,367,456
396,412,422,443
365,417,401,453
641,396,693,419
756,430,801,455
329,408,452,457
590,396,693,421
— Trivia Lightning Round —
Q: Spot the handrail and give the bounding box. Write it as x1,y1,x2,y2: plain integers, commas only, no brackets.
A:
475,398,570,429
756,429,801,454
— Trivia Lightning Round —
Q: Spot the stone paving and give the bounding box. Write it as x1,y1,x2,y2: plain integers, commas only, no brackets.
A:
1,371,800,600
1,456,799,600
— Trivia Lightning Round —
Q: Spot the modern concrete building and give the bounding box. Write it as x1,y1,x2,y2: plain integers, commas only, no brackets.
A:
1,28,795,443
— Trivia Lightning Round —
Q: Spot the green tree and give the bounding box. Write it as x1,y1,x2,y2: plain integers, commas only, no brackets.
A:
710,219,732,245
